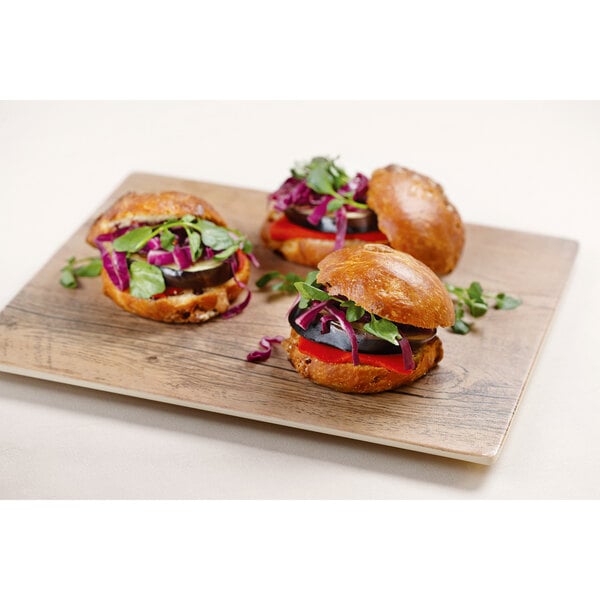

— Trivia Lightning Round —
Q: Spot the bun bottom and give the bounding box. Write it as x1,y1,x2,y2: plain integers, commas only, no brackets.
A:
100,256,250,323
283,329,444,393
260,213,379,268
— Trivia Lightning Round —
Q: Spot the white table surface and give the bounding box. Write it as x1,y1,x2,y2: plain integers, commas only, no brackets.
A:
1,100,599,499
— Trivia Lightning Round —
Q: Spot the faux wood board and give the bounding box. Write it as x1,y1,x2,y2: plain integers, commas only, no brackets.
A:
0,172,578,464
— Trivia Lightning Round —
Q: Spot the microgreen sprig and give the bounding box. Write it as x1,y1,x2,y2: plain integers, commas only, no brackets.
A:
256,270,306,294
291,156,368,212
113,215,251,262
445,281,522,334
59,256,102,288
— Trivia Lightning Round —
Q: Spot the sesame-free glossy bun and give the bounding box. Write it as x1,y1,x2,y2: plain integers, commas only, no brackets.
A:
367,165,465,275
316,244,455,329
284,329,444,394
87,191,249,323
87,191,227,245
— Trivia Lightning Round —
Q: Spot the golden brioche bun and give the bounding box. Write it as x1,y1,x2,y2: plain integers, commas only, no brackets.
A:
316,244,455,329
88,191,250,323
260,210,368,267
284,329,443,393
367,165,465,275
99,252,250,323
87,191,227,245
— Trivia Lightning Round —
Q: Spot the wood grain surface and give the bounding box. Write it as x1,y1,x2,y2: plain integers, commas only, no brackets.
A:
0,172,578,464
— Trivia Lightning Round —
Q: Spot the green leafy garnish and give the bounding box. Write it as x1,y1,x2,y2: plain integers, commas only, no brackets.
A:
291,156,367,213
60,256,103,288
294,281,331,308
494,292,522,310
339,300,365,322
160,228,176,251
256,270,306,294
445,281,522,334
113,226,154,253
194,220,235,251
128,261,166,298
111,216,252,262
363,314,401,345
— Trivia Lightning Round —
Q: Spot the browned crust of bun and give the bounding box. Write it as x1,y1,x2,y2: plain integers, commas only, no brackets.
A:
260,210,375,268
284,329,443,393
87,191,227,246
367,165,465,275
316,244,454,329
99,255,250,323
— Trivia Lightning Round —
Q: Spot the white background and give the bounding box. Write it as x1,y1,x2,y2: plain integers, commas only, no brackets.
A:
1,100,599,499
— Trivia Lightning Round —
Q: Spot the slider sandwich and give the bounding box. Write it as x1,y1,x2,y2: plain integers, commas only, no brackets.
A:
262,157,465,275
283,243,455,393
86,191,255,322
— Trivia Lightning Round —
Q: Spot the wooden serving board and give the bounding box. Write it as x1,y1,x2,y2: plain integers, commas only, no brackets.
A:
0,173,578,464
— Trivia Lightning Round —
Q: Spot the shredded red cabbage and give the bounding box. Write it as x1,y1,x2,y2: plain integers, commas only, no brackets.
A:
247,252,260,268
320,314,335,334
269,178,317,212
147,249,175,266
339,173,368,198
95,234,129,290
221,254,252,319
145,236,161,251
325,304,359,365
294,300,359,365
221,284,251,319
173,246,192,269
400,337,415,371
334,207,347,251
294,300,330,329
246,335,285,362
307,198,333,225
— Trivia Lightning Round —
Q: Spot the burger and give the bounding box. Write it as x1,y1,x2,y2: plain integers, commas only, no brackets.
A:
261,157,465,275
282,243,455,393
86,191,255,322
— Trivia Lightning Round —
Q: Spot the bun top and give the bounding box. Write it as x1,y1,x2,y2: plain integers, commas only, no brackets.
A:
316,243,455,329
86,191,227,245
367,165,465,275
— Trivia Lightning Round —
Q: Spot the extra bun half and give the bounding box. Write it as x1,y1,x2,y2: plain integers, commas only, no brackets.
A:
316,244,455,329
87,191,227,245
367,165,465,275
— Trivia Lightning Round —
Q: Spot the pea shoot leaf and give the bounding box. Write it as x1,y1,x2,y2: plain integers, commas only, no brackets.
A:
445,281,521,334
59,256,102,288
196,220,235,251
160,229,176,251
113,226,154,252
256,271,304,293
339,300,365,322
494,293,522,310
295,282,331,303
129,261,165,299
364,314,401,345
60,264,77,288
